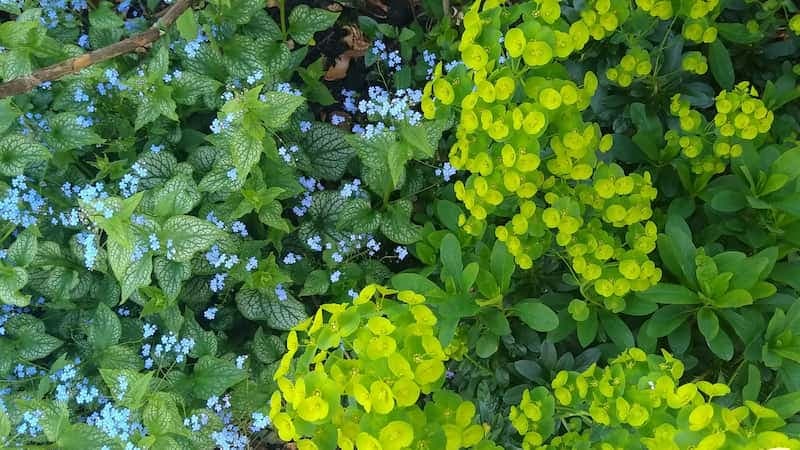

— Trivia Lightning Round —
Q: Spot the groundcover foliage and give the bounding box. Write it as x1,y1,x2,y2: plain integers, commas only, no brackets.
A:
0,0,799,448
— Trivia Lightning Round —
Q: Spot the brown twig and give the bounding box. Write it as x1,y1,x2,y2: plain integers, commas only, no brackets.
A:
0,0,192,99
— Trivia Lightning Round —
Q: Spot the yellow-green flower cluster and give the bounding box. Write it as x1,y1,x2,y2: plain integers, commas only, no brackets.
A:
423,0,661,311
271,284,500,450
511,348,800,450
666,94,743,176
634,0,673,19
791,14,800,35
606,48,652,87
714,81,774,141
681,51,708,75
680,0,721,43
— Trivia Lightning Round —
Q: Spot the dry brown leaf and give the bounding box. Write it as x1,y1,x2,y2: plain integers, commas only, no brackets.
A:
324,25,369,81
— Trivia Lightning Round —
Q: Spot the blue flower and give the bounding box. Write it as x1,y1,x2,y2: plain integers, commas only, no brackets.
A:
231,221,248,237
395,246,408,261
282,253,301,265
184,413,209,432
274,284,287,302
249,412,271,433
204,307,218,320
435,162,457,181
210,273,227,293
76,232,97,269
299,121,312,132
330,270,341,283
245,257,258,271
16,410,43,437
142,323,157,339
235,355,247,369
116,374,129,400
148,233,160,251
226,168,237,181
331,114,345,125
306,235,322,252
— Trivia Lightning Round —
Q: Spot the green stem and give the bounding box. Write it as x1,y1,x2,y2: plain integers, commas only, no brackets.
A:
279,0,287,39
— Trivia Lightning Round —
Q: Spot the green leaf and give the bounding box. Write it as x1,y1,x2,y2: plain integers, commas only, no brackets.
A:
599,311,634,348
120,254,153,302
707,328,734,360
0,133,50,176
235,288,307,330
513,360,542,381
646,305,690,337
710,190,746,212
513,300,559,332
742,364,761,402
490,241,515,291
161,216,226,262
475,333,498,358
256,92,305,129
708,40,734,89
714,289,753,308
258,201,291,233
636,283,699,304
43,114,104,151
0,266,31,306
99,369,153,409
288,5,339,44
143,392,184,436
576,310,599,347
7,228,37,267
766,392,800,419
89,1,125,29
296,122,356,180
380,202,422,245
56,424,112,449
481,309,511,336
135,85,178,130
182,310,217,358
252,327,285,364
176,9,198,41
697,308,720,341
153,258,191,301
192,356,247,400
300,270,330,296
149,175,201,217
0,410,9,440
88,304,121,351
440,233,463,279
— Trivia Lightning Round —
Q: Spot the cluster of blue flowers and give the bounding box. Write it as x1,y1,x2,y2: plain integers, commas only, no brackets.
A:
87,403,144,443
210,113,235,134
275,82,302,97
207,395,249,450
38,0,88,29
140,327,195,368
347,86,423,139
0,176,45,229
339,178,362,198
371,39,402,71
19,111,51,134
277,144,300,164
49,359,102,405
292,176,323,217
435,161,457,182
183,30,209,58
422,49,437,78
118,162,148,198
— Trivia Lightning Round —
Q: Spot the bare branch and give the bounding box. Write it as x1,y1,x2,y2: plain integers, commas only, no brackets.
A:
0,0,192,99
